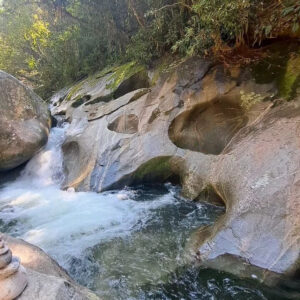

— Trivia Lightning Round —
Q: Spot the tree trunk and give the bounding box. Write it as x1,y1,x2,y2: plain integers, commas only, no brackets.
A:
128,0,145,28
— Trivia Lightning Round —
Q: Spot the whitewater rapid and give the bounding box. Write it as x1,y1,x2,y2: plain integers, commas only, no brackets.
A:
0,126,176,265
1,126,283,300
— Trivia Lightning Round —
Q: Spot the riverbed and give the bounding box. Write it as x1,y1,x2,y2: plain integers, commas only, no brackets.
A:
0,127,297,299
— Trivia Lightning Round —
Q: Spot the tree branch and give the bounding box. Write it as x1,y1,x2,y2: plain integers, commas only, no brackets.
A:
153,2,192,13
127,0,145,28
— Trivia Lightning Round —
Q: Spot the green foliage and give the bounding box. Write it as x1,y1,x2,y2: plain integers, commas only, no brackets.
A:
0,0,134,98
0,0,299,98
278,52,300,100
173,0,250,56
172,0,300,57
126,2,188,64
251,43,300,101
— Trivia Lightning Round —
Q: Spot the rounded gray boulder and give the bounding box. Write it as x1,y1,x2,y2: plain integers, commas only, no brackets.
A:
0,71,50,171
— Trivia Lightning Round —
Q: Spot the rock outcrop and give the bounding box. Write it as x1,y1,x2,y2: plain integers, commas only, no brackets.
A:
3,235,99,300
0,71,50,171
0,235,27,300
196,102,300,274
51,62,150,121
52,47,300,280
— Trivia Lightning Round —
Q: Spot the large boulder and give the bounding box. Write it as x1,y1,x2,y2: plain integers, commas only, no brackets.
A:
55,49,300,280
59,58,275,193
51,62,150,121
194,101,300,275
0,71,51,171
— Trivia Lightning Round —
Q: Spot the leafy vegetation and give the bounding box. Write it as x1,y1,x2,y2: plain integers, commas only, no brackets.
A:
0,0,299,98
251,43,300,100
240,91,265,110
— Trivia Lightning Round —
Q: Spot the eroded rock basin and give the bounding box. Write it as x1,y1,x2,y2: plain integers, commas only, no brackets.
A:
169,98,248,155
0,127,299,299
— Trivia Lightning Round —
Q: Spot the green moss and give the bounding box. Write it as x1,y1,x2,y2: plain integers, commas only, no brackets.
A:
278,54,300,100
95,65,116,79
86,70,113,88
65,68,112,102
107,61,145,91
65,81,85,101
251,42,300,101
64,61,147,104
133,157,173,183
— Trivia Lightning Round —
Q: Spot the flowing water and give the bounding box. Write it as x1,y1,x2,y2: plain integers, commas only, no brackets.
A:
0,126,298,299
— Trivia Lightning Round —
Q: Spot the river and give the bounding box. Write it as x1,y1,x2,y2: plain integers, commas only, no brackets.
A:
0,126,297,299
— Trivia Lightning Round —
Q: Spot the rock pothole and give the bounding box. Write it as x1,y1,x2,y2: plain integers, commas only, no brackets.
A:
108,114,139,134
71,95,91,108
113,71,150,99
168,99,248,155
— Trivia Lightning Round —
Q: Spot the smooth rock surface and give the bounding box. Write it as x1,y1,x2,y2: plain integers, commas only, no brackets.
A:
3,235,99,300
0,265,27,300
59,59,274,193
18,268,99,300
197,102,300,274
52,57,300,278
0,236,28,300
0,71,50,171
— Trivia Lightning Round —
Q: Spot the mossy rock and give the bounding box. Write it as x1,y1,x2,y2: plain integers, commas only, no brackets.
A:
64,61,149,106
65,81,85,102
251,42,300,100
132,157,175,184
279,53,300,99
113,70,149,99
106,61,145,91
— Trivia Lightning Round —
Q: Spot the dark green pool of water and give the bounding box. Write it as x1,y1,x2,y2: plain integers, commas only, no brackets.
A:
64,184,299,300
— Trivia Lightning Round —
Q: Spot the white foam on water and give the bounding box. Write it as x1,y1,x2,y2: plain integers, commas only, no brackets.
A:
0,126,174,264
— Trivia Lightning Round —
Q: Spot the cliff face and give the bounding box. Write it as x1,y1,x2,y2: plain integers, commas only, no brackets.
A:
51,46,300,278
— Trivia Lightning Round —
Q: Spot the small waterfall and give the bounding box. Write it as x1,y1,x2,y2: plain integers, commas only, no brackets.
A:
0,126,180,264
18,125,67,187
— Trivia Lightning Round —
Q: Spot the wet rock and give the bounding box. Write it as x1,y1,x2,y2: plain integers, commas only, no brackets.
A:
55,53,300,278
0,71,50,171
